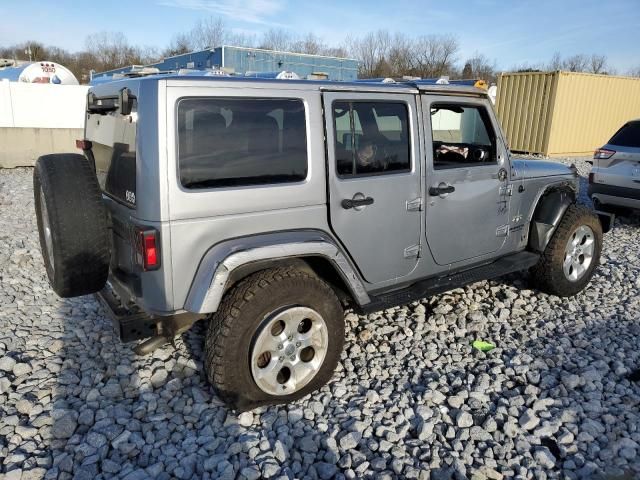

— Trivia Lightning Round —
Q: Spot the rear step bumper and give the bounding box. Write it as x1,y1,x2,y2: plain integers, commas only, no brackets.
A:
96,284,204,354
361,251,540,314
96,285,159,342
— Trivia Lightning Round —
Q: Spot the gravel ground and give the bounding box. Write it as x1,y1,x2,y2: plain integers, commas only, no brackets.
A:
1,158,640,480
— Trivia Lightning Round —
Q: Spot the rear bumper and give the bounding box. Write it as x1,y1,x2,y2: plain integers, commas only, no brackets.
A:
588,183,640,209
96,284,159,342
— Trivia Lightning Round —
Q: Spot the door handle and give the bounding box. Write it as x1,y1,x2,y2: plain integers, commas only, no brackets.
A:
342,197,374,209
429,184,455,196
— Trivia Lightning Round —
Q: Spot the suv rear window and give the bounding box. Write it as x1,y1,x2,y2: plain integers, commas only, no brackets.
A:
608,121,640,148
178,98,307,189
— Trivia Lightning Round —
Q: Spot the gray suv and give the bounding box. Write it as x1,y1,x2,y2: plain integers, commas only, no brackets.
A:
34,75,607,410
589,119,640,212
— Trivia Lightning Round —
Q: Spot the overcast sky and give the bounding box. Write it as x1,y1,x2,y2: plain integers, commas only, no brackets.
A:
1,0,639,72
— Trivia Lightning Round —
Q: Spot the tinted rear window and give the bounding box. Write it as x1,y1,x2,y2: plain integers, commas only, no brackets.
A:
609,121,640,148
177,98,308,189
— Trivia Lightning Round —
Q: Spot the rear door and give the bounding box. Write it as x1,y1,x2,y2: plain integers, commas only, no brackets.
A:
323,91,422,284
422,95,511,266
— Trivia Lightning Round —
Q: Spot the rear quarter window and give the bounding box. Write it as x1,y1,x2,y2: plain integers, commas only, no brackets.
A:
609,121,640,148
177,97,308,189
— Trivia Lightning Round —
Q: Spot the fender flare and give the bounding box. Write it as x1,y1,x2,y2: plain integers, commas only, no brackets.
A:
184,230,370,314
528,188,575,252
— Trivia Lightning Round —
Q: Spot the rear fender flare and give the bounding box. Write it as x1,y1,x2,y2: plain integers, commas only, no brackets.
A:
184,230,370,314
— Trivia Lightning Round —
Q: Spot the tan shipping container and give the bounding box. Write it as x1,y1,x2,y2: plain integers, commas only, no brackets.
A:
495,71,640,157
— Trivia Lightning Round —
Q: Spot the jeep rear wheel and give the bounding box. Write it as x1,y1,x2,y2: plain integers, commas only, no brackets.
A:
34,154,111,297
530,204,602,297
204,266,344,411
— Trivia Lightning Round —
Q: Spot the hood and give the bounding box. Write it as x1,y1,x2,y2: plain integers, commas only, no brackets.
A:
511,158,576,179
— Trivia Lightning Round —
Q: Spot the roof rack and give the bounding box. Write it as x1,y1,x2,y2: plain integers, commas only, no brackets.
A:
353,76,488,89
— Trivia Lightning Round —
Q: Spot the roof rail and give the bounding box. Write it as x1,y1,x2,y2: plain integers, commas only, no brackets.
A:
354,76,488,89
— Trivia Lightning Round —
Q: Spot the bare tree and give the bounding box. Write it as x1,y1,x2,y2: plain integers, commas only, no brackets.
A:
387,33,413,77
85,32,159,73
289,33,319,55
628,66,640,77
589,54,607,74
548,52,563,70
259,28,293,51
346,30,393,77
462,53,497,81
189,17,227,50
544,52,609,74
413,34,459,78
163,33,194,57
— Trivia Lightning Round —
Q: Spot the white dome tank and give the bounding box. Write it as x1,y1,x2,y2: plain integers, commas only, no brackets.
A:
0,61,79,85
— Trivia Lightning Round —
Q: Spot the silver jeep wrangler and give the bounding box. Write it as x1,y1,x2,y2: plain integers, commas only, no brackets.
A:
34,75,607,409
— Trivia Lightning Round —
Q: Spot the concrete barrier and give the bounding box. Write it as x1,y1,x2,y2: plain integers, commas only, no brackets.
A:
0,81,88,167
0,127,83,168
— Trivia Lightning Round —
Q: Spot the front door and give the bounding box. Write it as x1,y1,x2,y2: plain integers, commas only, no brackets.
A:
422,95,511,266
323,92,422,284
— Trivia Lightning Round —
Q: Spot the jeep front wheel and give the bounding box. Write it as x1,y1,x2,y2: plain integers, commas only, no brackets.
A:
530,204,602,297
204,266,345,410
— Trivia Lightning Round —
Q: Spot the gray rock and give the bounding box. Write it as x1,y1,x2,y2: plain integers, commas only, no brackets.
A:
418,419,435,440
340,432,362,450
534,447,556,468
0,355,16,372
238,411,254,427
557,430,574,445
273,440,287,463
51,413,77,439
0,376,11,394
298,435,319,453
456,411,474,428
13,362,32,376
240,466,261,480
86,432,107,449
561,373,580,390
519,409,540,430
15,425,38,439
316,462,338,479
150,369,168,388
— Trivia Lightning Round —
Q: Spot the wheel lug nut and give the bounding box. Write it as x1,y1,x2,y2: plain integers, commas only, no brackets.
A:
296,342,301,347
287,335,293,341
278,344,283,350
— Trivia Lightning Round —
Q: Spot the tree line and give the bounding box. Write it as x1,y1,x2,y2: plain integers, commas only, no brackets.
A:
1,18,637,84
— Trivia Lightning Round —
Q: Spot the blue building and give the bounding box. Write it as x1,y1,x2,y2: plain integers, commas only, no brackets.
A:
92,45,359,83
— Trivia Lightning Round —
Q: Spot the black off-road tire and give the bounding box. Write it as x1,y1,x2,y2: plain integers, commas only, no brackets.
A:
34,154,110,297
530,204,602,297
205,266,345,411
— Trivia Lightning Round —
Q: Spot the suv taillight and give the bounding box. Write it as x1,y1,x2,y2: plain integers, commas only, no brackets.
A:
594,148,615,159
588,172,594,184
135,228,160,271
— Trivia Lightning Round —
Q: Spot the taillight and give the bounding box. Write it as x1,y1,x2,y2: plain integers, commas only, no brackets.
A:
135,228,160,271
594,148,615,160
76,139,92,150
588,172,594,184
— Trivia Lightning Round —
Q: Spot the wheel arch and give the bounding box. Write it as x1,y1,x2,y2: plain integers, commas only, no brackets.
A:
528,183,577,253
183,230,370,314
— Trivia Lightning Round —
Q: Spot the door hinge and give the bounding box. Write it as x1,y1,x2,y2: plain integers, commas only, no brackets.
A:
406,197,423,211
404,244,421,258
496,224,510,237
499,185,513,196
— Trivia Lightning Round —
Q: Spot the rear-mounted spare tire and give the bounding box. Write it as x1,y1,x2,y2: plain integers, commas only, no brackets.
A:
34,154,111,297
